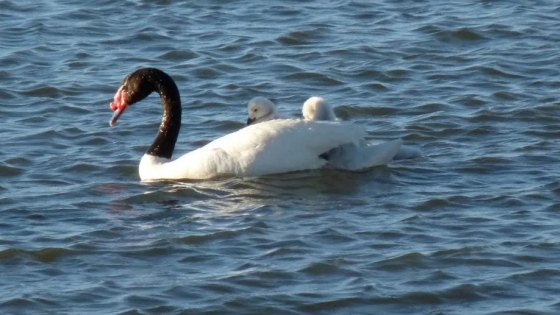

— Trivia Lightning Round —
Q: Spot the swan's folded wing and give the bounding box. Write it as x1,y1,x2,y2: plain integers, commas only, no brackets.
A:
329,138,403,170
203,119,368,176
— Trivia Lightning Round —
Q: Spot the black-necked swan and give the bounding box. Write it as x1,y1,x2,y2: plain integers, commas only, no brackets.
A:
109,68,369,181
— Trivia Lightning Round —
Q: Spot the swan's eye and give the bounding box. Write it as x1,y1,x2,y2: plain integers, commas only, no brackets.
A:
253,109,257,112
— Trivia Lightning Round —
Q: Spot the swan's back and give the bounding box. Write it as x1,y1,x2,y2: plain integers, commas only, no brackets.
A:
207,119,368,176
147,119,368,180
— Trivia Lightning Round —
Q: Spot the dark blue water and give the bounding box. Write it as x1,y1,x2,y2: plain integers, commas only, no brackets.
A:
1,1,560,314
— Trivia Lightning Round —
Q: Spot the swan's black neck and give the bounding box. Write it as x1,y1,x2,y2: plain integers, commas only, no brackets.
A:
141,69,182,159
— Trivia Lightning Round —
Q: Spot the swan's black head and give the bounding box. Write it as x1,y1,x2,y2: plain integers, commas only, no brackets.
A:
109,68,171,126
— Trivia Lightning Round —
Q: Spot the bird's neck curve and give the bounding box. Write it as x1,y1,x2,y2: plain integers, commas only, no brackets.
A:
145,70,182,159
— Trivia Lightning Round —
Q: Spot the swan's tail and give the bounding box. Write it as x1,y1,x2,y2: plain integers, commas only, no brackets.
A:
356,138,403,169
393,145,422,160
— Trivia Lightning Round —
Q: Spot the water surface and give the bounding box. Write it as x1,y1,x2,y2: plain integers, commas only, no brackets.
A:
1,1,560,314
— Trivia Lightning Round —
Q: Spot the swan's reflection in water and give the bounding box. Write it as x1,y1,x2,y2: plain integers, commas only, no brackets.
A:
103,169,401,265
108,165,399,224
171,169,393,213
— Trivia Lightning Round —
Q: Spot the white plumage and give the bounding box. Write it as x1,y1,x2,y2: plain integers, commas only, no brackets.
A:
139,119,367,180
246,96,420,171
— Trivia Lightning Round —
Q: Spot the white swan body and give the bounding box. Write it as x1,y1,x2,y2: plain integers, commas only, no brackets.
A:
139,119,367,180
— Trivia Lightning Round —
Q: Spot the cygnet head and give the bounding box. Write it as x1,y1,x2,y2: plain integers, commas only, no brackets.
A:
246,97,277,125
302,96,336,121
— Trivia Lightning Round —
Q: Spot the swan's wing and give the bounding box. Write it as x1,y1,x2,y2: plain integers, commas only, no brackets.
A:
328,138,403,170
202,119,368,176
